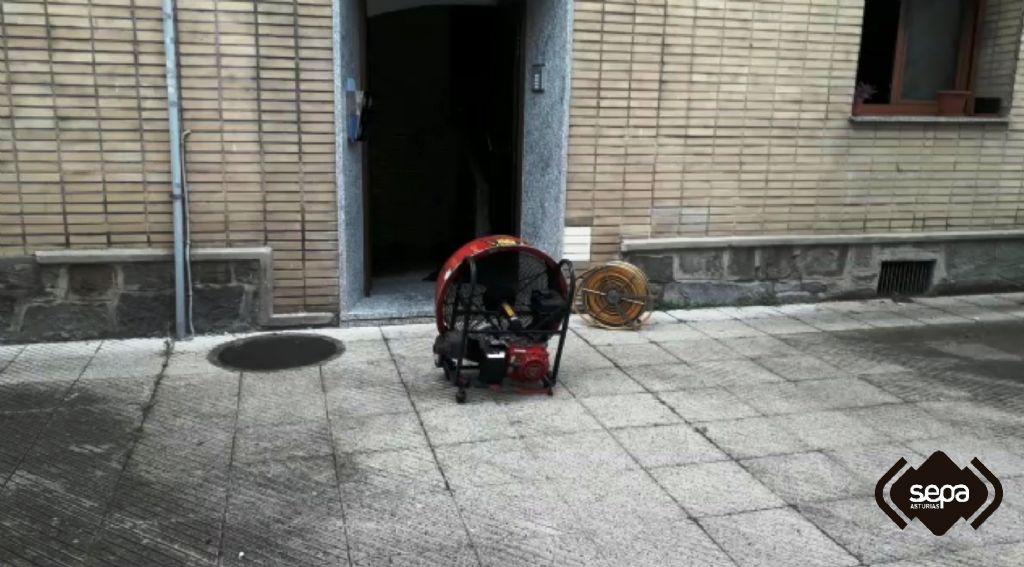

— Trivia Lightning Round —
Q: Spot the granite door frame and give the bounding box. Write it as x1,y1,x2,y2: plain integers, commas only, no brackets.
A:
333,0,571,313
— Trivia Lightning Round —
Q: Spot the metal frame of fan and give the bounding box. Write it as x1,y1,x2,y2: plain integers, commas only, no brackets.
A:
433,235,575,403
574,260,654,329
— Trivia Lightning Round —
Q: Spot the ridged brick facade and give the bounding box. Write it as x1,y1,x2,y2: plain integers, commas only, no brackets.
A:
3,0,1024,311
0,0,338,314
568,0,1024,262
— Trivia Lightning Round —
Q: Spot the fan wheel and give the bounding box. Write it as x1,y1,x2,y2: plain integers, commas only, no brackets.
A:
575,261,653,329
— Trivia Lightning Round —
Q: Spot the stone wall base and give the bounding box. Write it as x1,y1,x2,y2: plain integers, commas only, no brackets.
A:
623,236,1024,309
0,258,263,342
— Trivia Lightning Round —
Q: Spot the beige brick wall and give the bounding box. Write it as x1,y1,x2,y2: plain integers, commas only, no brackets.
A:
177,0,337,313
6,0,1022,310
0,0,170,252
976,0,1023,103
569,0,1024,262
0,0,338,314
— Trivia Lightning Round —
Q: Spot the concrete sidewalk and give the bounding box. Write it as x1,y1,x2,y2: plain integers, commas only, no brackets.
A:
2,294,1024,566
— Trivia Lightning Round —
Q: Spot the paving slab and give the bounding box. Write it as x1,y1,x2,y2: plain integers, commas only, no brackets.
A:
1,355,93,384
589,515,735,567
579,393,681,428
623,362,712,391
332,411,430,454
687,358,786,387
555,470,685,531
652,460,785,517
337,446,448,495
473,533,603,567
799,497,943,564
18,341,103,360
849,310,923,329
860,371,975,403
233,421,334,463
452,482,580,544
685,318,764,340
163,351,239,382
237,370,326,427
593,342,679,367
701,415,813,459
611,423,728,468
797,313,875,332
906,434,1024,478
866,541,1024,567
572,325,651,346
435,438,543,488
658,388,761,422
0,380,73,413
743,315,821,335
781,410,892,449
847,404,959,441
667,307,736,322
701,507,859,567
502,397,603,437
524,430,640,481
324,381,415,419
916,296,1021,322
743,451,864,504
637,322,706,342
547,340,615,371
344,485,471,565
717,335,801,357
657,338,745,362
0,344,25,365
754,354,850,381
80,352,167,380
2,295,1024,566
557,366,644,397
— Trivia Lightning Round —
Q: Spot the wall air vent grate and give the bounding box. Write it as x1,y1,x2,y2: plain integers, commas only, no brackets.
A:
877,260,935,297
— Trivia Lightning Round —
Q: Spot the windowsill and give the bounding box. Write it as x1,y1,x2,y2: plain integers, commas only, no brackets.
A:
849,115,1009,125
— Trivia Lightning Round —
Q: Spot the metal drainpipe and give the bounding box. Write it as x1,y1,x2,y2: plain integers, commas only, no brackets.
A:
162,0,188,339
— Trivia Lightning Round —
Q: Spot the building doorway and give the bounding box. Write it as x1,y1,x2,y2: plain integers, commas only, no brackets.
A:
336,0,571,320
365,3,523,304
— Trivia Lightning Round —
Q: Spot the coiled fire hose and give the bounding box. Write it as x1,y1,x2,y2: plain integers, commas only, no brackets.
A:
574,261,654,329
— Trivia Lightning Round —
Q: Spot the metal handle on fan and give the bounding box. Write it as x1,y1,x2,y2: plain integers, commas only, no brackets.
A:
550,259,576,383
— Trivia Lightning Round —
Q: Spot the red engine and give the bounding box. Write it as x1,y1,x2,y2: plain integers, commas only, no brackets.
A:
506,344,550,384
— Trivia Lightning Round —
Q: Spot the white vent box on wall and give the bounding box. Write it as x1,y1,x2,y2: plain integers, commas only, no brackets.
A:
564,227,592,262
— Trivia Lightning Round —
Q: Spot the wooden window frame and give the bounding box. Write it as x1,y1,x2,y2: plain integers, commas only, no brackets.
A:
855,0,985,116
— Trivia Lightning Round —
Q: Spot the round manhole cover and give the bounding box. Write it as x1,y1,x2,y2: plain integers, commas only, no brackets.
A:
211,333,344,371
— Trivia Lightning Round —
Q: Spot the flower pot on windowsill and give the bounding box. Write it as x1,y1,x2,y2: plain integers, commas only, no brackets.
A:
937,90,971,116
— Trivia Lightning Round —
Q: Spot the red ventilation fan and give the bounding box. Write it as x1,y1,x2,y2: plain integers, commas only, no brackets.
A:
433,235,575,403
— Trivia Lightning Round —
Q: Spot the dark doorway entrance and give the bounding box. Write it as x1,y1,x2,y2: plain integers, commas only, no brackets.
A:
365,3,523,298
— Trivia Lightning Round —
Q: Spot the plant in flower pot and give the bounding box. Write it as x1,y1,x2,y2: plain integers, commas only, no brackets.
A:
853,82,876,114
937,90,971,116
